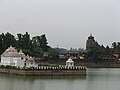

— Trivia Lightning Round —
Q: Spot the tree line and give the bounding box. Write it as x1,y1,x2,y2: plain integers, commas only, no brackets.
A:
86,42,120,62
0,32,59,60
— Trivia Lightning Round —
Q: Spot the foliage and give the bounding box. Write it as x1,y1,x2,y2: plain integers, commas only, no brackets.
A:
47,48,60,59
0,32,59,60
86,45,113,62
32,34,49,51
0,65,17,69
112,42,120,54
0,32,16,54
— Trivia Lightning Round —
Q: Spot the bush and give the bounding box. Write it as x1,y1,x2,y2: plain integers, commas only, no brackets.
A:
0,65,5,69
0,65,17,69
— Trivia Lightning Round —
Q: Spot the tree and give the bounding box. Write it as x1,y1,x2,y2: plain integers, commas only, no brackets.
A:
17,33,24,48
23,32,32,49
32,47,43,57
86,45,104,63
47,48,59,59
0,34,3,54
0,32,53,59
32,34,49,51
17,32,32,50
2,32,16,50
40,34,48,51
32,36,41,47
112,42,117,48
112,42,120,54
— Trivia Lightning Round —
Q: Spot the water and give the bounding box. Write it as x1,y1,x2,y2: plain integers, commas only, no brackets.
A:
0,68,120,90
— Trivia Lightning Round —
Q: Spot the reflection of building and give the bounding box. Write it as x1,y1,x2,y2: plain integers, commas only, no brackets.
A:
86,34,99,50
66,58,74,67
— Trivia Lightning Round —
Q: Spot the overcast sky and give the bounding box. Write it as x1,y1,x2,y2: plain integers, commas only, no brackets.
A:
0,0,120,49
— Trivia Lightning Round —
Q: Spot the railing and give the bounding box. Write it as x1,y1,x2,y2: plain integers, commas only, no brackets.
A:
23,66,87,70
0,65,87,71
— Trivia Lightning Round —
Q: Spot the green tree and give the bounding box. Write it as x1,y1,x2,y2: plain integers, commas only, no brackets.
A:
32,34,49,51
112,42,120,54
32,47,43,57
40,34,48,51
32,36,41,47
17,33,24,48
2,32,16,50
0,34,3,54
47,48,59,59
23,32,32,49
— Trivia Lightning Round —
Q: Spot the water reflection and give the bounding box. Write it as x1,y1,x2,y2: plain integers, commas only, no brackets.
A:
86,68,120,90
0,74,86,90
1,68,120,90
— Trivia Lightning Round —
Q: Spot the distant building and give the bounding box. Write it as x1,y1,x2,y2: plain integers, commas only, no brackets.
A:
86,34,99,50
66,51,79,59
66,58,74,67
58,47,86,60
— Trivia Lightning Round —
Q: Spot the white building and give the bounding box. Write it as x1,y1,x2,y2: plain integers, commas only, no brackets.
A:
25,55,38,68
1,46,25,67
66,58,74,67
19,50,26,60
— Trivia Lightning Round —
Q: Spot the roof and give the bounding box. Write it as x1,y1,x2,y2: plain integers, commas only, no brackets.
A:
26,56,35,63
1,46,21,57
34,58,42,63
66,58,74,63
88,34,94,39
19,50,25,55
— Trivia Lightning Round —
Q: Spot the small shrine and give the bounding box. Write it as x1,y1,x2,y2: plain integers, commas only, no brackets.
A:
66,58,74,67
25,55,38,68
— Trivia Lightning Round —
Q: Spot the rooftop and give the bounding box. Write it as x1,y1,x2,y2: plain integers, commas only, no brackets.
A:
1,46,21,57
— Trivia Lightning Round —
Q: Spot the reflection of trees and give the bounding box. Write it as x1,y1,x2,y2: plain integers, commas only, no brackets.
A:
23,77,45,90
0,75,46,90
65,79,74,90
0,75,87,90
37,80,45,90
7,78,15,90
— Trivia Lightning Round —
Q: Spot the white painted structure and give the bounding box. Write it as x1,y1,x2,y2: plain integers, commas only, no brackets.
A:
25,55,38,68
66,58,74,67
1,46,25,67
1,46,38,68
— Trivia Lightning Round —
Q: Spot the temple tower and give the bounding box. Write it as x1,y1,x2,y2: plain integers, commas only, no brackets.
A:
86,34,96,50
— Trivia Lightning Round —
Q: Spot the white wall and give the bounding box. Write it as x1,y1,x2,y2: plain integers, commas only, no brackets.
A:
26,62,38,68
1,56,24,67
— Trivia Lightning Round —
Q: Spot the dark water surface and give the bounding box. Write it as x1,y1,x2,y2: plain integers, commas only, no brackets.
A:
0,68,120,90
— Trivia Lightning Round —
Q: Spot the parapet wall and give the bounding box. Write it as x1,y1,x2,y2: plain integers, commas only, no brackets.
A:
0,66,87,76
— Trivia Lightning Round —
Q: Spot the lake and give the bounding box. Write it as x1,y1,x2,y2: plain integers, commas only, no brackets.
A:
0,68,120,90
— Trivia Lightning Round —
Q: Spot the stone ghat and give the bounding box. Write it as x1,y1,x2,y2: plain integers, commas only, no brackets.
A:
0,66,87,76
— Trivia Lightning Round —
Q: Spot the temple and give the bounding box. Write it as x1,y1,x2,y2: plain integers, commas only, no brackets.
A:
86,34,99,50
0,46,38,68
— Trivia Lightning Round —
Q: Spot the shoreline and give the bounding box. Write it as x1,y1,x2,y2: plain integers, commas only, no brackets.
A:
76,63,120,68
0,66,87,76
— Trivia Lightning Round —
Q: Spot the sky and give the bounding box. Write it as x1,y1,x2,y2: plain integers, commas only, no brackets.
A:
0,0,120,49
